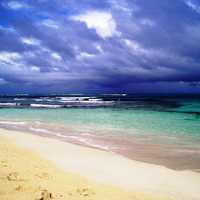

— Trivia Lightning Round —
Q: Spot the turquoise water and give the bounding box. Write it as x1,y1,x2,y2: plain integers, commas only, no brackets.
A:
0,105,199,138
0,95,200,169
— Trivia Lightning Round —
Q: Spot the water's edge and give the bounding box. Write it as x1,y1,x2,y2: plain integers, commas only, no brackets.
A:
1,121,200,172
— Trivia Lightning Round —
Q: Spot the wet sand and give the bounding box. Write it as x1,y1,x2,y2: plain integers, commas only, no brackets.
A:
1,122,200,171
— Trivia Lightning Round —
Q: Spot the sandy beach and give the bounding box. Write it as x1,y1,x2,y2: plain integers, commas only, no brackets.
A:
1,128,200,200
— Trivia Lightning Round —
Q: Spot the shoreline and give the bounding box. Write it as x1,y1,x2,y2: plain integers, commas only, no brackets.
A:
1,123,200,171
1,128,200,200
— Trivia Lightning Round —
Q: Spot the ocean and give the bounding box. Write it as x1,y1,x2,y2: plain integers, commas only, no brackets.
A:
0,94,200,170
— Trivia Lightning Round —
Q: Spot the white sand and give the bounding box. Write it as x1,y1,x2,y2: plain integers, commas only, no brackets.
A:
1,128,200,200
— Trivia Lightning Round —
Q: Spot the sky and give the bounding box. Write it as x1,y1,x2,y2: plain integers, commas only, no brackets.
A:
0,0,200,94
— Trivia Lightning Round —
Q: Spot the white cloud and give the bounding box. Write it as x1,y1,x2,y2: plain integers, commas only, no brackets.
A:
140,18,155,27
40,19,59,29
123,39,141,51
123,39,157,57
51,52,62,61
30,66,40,72
108,0,133,14
0,52,26,73
73,11,120,38
94,43,103,53
0,52,21,63
21,37,40,46
6,1,29,10
0,78,7,85
76,52,96,60
0,25,15,32
185,0,200,14
53,67,59,71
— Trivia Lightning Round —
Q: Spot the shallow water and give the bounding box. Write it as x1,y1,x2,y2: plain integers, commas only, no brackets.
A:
0,94,200,170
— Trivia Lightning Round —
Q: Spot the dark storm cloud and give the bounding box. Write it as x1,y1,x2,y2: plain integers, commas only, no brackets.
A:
0,0,200,93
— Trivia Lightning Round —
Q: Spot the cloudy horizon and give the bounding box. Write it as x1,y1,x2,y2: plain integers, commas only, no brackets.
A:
1,0,200,94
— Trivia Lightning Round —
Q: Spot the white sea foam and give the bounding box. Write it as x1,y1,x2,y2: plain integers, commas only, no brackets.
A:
14,98,26,101
88,98,102,101
29,127,54,134
80,133,94,136
55,133,110,150
0,103,17,106
30,104,63,108
34,99,44,102
79,100,114,104
55,134,80,139
57,97,89,101
0,121,26,125
56,99,114,105
83,140,110,150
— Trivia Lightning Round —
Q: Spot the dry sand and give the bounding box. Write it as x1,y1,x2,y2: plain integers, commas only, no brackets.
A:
1,128,200,200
